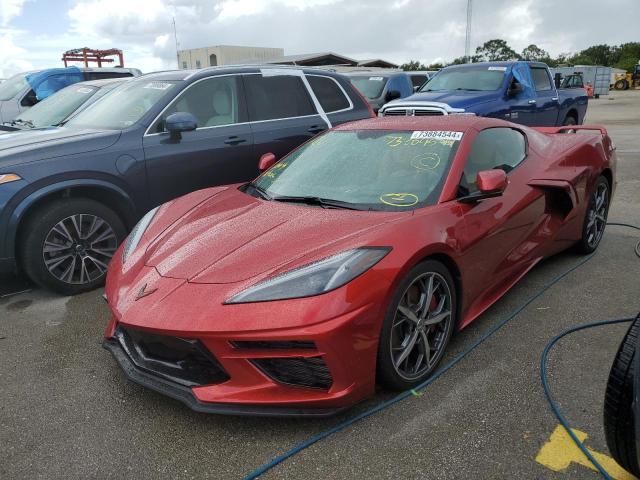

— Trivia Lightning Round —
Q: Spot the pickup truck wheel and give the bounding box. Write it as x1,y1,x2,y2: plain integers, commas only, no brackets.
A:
562,115,577,126
603,316,640,477
20,198,126,295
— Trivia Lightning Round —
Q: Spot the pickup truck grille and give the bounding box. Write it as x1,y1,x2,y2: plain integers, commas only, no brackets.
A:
381,108,445,116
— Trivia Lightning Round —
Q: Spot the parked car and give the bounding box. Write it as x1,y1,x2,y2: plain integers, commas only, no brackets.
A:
379,61,588,127
407,71,431,91
604,315,640,476
0,66,373,294
103,116,614,416
346,71,413,113
0,78,128,132
0,66,141,123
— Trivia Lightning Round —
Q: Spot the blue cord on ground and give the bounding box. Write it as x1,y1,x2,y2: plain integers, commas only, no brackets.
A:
244,222,640,480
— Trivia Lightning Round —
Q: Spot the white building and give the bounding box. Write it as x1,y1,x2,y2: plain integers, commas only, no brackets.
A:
177,45,284,69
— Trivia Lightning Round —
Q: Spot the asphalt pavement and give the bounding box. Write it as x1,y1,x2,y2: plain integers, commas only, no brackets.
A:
1,90,639,480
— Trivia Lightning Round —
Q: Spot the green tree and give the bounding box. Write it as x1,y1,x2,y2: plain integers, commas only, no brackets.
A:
427,62,445,70
521,44,550,61
401,60,427,71
614,42,640,72
475,39,520,62
569,44,616,66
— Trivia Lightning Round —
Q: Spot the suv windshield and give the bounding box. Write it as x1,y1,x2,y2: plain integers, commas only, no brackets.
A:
66,80,179,130
11,84,98,128
421,66,506,92
251,130,461,211
0,73,28,101
349,76,389,99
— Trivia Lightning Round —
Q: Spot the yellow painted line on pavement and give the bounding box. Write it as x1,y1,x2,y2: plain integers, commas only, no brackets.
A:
536,425,636,479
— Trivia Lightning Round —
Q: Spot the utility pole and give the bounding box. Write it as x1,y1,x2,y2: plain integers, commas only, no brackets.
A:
172,16,180,68
464,0,473,63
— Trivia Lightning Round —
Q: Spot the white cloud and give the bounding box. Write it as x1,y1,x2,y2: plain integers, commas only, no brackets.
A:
0,0,26,26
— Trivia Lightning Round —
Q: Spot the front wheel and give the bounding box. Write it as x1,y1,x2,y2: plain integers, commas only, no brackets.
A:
377,260,456,390
20,198,126,295
576,176,610,254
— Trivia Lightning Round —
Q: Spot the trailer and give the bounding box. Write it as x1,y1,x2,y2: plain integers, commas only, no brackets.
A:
550,65,611,98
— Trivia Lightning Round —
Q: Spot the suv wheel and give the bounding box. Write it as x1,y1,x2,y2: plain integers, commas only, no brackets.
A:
20,198,126,295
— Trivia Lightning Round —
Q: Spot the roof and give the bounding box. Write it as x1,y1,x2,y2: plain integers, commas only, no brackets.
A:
357,59,399,68
331,115,512,132
265,52,359,66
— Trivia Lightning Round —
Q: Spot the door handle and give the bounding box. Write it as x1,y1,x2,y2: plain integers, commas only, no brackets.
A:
224,136,246,145
528,99,537,105
308,125,326,134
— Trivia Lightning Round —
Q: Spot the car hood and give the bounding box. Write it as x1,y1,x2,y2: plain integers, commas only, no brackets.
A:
397,90,499,109
0,126,120,169
144,187,408,284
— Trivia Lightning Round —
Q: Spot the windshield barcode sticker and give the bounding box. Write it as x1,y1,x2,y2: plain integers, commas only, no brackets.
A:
77,87,93,94
488,66,507,71
410,131,463,141
369,77,384,81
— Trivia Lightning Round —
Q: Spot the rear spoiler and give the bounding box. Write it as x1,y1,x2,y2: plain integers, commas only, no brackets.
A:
533,125,608,136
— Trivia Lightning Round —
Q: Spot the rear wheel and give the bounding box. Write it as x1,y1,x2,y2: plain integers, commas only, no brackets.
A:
20,198,126,295
576,176,609,254
377,260,456,390
614,79,629,90
562,115,577,126
603,316,640,476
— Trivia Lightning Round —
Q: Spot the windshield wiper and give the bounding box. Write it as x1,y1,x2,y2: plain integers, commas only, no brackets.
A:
246,183,272,200
271,195,366,210
11,118,35,128
454,88,482,91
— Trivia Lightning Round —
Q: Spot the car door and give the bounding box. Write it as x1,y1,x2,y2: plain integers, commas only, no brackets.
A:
456,127,546,310
142,74,254,206
242,71,329,161
529,66,559,126
501,75,537,126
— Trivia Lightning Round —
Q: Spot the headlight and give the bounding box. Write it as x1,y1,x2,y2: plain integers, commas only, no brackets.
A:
122,206,160,263
226,247,390,304
0,174,21,185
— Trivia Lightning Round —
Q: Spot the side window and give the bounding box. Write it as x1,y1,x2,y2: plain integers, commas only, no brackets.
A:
151,76,243,133
196,60,201,69
531,67,552,91
460,128,527,194
243,74,316,121
306,75,350,113
410,75,428,89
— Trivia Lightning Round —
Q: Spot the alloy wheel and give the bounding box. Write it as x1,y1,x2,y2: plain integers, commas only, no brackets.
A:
390,272,453,380
586,182,608,248
42,214,118,285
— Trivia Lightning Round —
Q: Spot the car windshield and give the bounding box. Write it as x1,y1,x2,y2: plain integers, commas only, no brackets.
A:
420,66,506,92
0,73,28,101
349,76,389,99
251,130,461,211
66,80,179,130
12,84,99,128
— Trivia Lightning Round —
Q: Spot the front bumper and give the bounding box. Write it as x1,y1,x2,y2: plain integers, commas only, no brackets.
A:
103,338,342,417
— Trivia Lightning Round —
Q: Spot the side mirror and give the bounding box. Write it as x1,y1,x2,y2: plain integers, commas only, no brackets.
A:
21,91,38,107
258,152,276,172
413,86,420,92
508,81,524,97
385,89,401,102
459,169,507,203
165,112,197,140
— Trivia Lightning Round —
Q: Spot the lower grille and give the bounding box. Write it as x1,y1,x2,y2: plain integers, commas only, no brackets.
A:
252,357,333,390
232,340,316,350
114,326,229,387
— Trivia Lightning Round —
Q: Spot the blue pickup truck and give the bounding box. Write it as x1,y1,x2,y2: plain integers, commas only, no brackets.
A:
379,61,588,127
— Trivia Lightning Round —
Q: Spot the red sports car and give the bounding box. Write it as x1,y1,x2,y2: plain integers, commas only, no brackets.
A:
103,116,616,416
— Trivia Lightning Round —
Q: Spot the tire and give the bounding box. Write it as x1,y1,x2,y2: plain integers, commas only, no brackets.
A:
575,176,609,254
614,79,629,90
562,115,577,126
20,198,126,295
377,260,457,390
603,316,640,476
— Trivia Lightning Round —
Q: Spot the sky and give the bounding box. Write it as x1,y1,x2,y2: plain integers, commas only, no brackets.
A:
0,0,638,78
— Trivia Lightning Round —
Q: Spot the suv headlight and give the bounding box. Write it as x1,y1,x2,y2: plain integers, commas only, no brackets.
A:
226,247,390,304
122,206,159,263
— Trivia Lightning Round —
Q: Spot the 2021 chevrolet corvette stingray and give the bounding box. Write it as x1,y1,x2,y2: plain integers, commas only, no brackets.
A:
103,116,616,416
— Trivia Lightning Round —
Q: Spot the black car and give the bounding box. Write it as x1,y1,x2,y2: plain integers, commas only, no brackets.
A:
0,66,372,294
604,314,640,476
